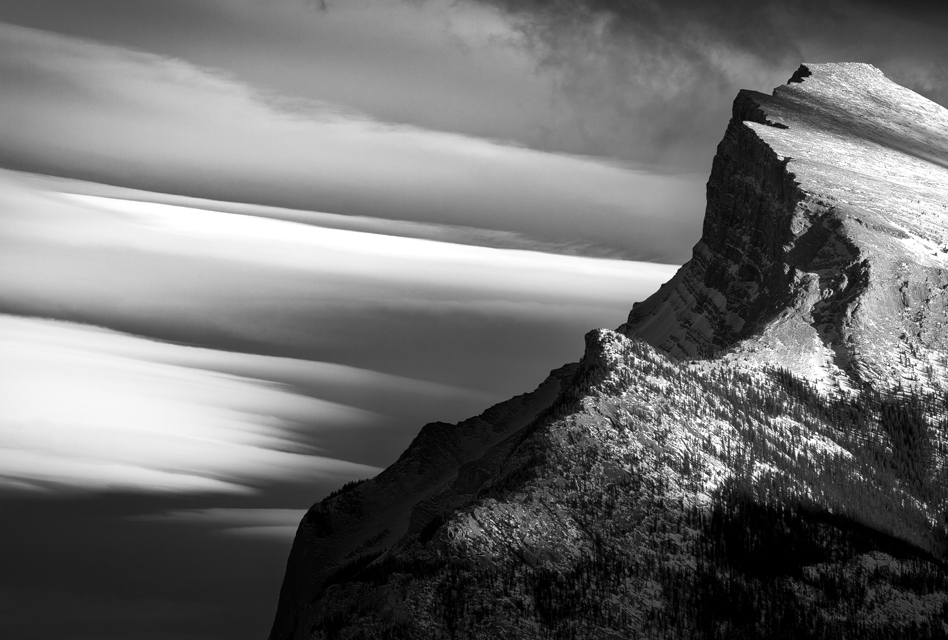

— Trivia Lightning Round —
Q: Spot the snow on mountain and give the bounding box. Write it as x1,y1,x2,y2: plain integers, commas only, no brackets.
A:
623,63,948,395
269,64,948,640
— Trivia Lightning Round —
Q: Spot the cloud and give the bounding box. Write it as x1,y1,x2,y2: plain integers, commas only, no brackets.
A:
29,172,597,256
142,508,308,541
0,0,559,152
53,192,677,304
0,168,678,318
0,169,678,400
458,0,948,169
0,173,678,490
0,20,704,262
0,314,384,494
2,0,944,181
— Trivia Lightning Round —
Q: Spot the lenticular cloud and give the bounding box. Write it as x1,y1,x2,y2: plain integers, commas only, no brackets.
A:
0,315,382,494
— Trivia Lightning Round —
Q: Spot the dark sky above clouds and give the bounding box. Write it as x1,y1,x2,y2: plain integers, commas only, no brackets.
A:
1,0,945,173
0,1,945,639
461,0,948,165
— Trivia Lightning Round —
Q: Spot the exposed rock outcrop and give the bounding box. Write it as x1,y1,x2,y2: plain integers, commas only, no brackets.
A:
622,63,948,393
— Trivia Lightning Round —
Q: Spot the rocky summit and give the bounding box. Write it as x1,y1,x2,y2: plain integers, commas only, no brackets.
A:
624,62,948,395
269,64,948,640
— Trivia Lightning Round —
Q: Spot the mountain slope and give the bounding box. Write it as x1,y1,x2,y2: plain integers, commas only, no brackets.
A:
269,63,948,639
269,363,577,640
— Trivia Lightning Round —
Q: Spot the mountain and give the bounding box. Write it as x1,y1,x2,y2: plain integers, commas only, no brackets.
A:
623,62,948,394
268,63,948,639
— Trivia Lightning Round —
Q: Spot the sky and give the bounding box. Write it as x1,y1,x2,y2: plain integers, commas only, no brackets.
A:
0,1,946,639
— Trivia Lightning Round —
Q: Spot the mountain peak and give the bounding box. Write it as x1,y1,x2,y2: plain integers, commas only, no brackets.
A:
269,65,948,639
622,61,948,394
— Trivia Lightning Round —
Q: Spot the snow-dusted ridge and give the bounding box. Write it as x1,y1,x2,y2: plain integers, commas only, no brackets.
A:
623,62,948,395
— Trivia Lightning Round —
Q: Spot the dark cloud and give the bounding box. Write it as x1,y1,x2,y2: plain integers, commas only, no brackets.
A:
1,0,944,175
455,0,948,170
438,0,819,169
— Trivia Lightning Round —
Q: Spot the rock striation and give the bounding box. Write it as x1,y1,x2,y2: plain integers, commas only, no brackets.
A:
269,64,948,639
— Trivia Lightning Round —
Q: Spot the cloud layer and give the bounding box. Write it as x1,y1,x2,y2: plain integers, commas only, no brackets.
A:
143,508,309,541
462,0,948,168
0,314,384,494
0,169,678,494
2,0,944,180
0,20,703,262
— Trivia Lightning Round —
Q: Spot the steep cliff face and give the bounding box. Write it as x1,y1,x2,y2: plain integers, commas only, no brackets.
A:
623,63,948,393
269,64,948,639
269,364,577,640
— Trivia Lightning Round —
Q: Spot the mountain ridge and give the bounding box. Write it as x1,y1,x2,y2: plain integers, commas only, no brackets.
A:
269,63,948,639
623,62,948,395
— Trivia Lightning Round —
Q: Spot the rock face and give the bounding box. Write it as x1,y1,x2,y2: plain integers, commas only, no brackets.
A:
269,64,948,640
269,364,577,640
623,63,948,393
